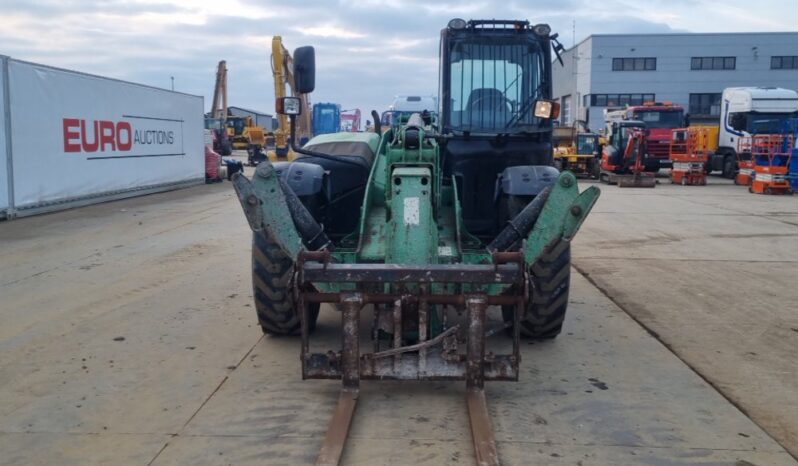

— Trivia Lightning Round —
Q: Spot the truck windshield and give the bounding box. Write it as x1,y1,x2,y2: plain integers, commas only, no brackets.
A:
448,40,542,132
746,113,798,133
381,110,438,127
631,111,683,129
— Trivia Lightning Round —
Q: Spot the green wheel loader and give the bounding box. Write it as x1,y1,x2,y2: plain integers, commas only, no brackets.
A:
233,18,600,466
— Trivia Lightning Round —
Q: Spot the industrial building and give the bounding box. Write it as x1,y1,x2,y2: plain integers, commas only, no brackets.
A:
228,106,275,130
553,32,798,131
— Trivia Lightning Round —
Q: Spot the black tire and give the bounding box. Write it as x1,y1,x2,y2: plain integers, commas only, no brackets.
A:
503,242,571,339
722,155,736,179
588,158,601,179
252,231,319,335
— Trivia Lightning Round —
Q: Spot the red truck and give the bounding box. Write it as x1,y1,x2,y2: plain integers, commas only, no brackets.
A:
604,102,685,171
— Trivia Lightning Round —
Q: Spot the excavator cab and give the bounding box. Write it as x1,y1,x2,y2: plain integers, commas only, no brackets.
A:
605,120,647,168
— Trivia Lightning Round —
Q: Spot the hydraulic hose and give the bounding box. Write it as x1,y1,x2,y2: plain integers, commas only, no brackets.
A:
278,176,332,251
487,187,552,253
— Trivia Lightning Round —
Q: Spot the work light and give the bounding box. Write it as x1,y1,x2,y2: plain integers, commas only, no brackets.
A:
448,18,467,29
534,100,560,119
533,23,551,36
276,96,302,115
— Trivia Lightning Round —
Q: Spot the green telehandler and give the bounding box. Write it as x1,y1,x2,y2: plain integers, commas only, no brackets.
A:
232,18,600,466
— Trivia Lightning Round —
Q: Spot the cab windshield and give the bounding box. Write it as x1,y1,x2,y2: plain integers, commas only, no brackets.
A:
448,40,543,132
616,126,644,150
577,135,598,155
631,110,684,129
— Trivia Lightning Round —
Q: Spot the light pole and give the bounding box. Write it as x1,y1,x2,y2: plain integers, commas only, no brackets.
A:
170,76,174,91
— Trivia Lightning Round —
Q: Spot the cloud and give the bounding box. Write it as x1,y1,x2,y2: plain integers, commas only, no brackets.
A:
0,0,795,118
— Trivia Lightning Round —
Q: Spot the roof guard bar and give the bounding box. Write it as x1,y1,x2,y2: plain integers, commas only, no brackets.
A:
468,19,529,29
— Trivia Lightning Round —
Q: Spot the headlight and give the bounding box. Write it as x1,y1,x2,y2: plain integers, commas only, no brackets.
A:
448,18,467,29
533,23,551,36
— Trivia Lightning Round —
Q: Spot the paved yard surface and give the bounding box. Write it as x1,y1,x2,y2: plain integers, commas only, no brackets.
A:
574,177,798,460
0,173,795,465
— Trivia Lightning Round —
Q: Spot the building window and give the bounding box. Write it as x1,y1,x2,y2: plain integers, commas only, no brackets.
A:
590,93,655,107
612,57,656,71
691,56,735,70
561,95,572,125
772,56,798,69
689,93,722,116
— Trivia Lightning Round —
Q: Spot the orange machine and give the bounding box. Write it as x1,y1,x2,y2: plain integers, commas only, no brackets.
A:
748,134,794,194
735,137,755,186
669,126,715,185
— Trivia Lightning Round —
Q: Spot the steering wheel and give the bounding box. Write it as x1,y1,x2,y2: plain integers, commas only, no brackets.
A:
469,95,512,113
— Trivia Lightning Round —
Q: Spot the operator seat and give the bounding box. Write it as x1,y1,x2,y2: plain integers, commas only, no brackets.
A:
467,88,507,112
464,88,511,128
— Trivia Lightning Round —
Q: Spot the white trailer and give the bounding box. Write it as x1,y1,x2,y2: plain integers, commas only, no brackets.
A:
710,87,798,178
0,56,204,219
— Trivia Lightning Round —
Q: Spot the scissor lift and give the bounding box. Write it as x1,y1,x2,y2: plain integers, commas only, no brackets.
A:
669,127,712,186
748,134,793,195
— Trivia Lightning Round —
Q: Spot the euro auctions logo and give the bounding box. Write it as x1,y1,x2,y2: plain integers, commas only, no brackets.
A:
63,119,134,152
62,115,183,159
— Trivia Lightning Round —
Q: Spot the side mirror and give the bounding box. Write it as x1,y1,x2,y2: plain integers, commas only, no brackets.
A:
293,46,315,94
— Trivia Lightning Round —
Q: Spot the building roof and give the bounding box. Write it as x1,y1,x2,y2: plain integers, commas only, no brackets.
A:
228,106,273,117
565,30,798,54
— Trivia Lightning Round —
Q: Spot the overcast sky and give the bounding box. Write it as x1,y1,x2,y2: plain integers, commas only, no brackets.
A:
1,0,796,118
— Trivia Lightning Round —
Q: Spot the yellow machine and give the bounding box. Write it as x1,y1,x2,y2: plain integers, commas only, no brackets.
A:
269,36,312,161
208,60,269,155
553,126,600,176
226,116,266,150
686,125,719,153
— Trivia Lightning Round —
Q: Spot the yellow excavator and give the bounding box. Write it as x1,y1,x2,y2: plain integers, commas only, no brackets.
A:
206,60,232,155
207,60,268,163
268,36,312,161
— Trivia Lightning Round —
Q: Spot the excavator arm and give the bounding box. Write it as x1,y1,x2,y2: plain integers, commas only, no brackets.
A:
271,36,312,160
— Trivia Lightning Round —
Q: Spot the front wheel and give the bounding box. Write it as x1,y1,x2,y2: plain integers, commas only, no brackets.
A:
722,155,736,179
252,231,319,335
503,243,571,339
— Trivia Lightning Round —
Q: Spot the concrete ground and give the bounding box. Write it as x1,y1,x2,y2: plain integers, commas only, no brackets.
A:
573,176,798,460
0,172,795,465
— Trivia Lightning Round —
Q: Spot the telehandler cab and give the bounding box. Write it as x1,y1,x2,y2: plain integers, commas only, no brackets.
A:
232,18,600,465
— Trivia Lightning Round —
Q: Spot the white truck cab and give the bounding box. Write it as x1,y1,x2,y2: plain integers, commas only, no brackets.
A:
382,95,439,126
714,87,798,177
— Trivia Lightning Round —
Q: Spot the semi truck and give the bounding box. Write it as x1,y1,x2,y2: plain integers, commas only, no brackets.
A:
604,101,685,171
380,94,438,126
709,87,798,178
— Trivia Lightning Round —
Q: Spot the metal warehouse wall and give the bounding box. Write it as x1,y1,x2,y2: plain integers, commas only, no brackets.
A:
0,56,9,217
1,57,205,219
